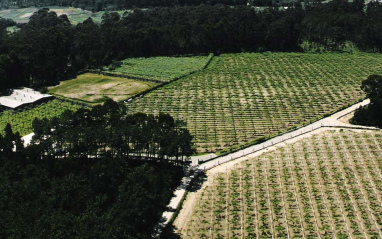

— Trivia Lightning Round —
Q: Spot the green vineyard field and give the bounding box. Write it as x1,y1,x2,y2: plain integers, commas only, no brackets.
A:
184,129,382,238
0,99,82,136
106,54,213,82
127,52,382,153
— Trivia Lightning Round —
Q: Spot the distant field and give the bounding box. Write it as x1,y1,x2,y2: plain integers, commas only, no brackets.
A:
106,54,213,82
0,7,126,24
49,73,156,104
6,26,20,33
127,52,382,153
0,99,81,136
181,129,382,238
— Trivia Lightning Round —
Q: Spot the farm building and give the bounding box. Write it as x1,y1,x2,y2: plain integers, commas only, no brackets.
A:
0,88,53,109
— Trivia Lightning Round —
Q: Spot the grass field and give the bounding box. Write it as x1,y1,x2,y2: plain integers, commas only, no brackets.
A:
49,73,156,104
127,52,382,153
0,99,82,136
106,54,213,82
182,129,382,238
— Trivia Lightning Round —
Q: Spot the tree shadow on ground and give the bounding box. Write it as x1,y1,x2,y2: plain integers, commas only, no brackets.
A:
160,224,182,239
188,170,207,192
159,171,208,239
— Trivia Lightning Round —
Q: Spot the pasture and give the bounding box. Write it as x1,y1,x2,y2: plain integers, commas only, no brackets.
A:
48,73,156,104
106,54,213,82
127,52,382,153
0,99,82,136
180,129,382,238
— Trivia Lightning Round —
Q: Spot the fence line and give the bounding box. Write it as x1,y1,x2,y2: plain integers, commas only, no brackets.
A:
198,122,380,171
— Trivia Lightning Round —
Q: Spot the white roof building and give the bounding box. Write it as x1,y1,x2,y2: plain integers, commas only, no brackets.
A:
0,88,53,109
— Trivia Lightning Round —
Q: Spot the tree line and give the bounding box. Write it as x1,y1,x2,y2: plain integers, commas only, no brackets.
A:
1,0,382,94
2,0,276,12
29,99,194,162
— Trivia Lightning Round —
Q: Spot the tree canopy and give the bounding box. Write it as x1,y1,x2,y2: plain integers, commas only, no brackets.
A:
30,99,195,162
0,100,190,239
352,75,382,127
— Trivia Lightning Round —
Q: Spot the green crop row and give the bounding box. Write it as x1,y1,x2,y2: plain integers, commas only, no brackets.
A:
127,52,382,153
184,130,382,238
106,54,213,82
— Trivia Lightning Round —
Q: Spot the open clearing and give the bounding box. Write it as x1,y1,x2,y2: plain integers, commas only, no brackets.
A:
177,129,382,238
127,52,382,153
49,73,156,104
106,54,212,82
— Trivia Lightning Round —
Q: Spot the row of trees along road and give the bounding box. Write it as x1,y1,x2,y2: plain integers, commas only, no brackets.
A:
30,100,195,163
1,0,382,94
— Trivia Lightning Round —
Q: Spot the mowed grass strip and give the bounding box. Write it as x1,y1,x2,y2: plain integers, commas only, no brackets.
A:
106,55,212,82
49,73,156,104
127,52,382,153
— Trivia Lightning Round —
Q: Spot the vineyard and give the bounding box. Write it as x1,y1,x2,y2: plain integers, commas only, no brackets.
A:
106,54,213,82
127,52,382,153
181,129,382,238
0,99,82,136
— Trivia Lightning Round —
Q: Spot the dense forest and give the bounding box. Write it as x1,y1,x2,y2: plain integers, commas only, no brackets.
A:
1,0,381,94
1,0,281,11
0,100,190,238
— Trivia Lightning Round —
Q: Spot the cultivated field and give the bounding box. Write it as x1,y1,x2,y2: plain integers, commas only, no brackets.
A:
127,52,382,153
180,129,382,238
0,99,82,136
49,73,155,104
106,54,213,82
0,7,125,24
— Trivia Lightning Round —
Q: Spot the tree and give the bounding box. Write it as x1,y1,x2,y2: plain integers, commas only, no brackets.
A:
72,17,105,70
352,75,382,127
15,9,72,86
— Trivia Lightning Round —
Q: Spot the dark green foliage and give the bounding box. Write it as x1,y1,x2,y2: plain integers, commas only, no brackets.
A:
352,75,382,127
0,0,249,11
30,99,195,162
0,108,185,239
0,9,71,93
0,17,16,32
0,154,183,238
301,0,365,50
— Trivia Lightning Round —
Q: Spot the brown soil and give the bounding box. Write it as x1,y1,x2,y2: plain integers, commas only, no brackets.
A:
337,112,354,124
